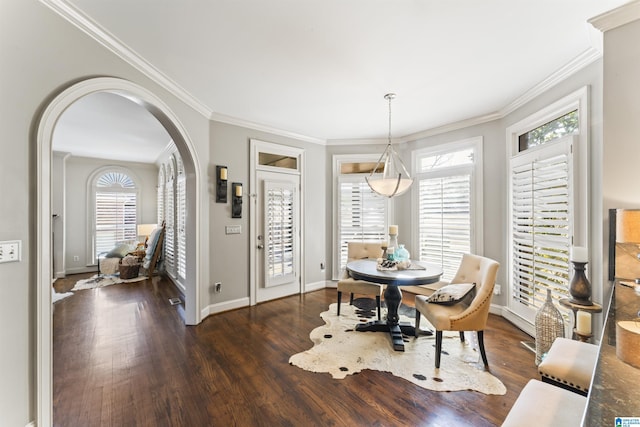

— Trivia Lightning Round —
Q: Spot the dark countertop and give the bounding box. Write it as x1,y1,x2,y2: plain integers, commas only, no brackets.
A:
583,282,640,425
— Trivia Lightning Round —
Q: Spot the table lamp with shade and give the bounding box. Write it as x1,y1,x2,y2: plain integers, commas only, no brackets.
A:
613,209,640,281
137,223,157,248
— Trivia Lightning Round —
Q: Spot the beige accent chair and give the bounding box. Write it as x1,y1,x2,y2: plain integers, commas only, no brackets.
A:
414,253,500,369
337,242,384,320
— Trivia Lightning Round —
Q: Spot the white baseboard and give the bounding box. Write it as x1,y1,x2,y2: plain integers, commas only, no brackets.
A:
499,306,535,337
304,280,332,292
65,266,98,275
55,271,66,278
201,297,250,319
26,421,36,427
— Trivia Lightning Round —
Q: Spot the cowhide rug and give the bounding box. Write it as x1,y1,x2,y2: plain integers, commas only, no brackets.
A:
289,299,506,395
71,274,146,291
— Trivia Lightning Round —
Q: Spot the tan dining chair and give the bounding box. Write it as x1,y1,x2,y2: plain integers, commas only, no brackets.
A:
414,253,500,369
337,242,384,320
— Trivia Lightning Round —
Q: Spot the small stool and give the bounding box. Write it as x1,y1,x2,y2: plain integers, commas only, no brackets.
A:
538,337,597,396
502,379,586,426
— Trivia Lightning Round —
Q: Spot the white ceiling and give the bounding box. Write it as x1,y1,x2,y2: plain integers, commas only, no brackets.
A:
53,92,172,163
52,0,627,161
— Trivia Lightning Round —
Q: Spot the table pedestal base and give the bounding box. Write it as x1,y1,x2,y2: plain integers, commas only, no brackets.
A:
355,321,432,351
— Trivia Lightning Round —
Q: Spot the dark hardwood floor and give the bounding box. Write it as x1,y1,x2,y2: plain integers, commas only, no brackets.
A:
53,274,538,427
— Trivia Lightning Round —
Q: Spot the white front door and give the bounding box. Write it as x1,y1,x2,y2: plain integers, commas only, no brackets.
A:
250,139,304,304
255,171,300,302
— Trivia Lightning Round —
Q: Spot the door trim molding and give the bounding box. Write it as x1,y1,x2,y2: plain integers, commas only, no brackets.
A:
249,139,305,305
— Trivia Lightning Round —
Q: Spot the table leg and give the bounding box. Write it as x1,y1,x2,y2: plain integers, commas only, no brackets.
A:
354,284,430,351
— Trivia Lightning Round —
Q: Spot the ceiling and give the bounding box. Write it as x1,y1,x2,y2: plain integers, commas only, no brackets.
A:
51,0,627,162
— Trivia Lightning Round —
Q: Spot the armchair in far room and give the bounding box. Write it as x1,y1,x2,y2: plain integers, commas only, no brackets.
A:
97,240,138,276
337,242,384,320
414,253,499,369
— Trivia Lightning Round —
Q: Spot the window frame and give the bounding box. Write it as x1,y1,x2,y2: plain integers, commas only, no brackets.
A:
411,136,484,281
505,86,589,327
86,166,141,265
332,154,393,280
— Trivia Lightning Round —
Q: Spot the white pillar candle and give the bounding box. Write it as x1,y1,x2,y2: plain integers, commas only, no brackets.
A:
576,311,591,335
235,185,243,197
220,167,227,180
570,246,588,262
389,225,398,235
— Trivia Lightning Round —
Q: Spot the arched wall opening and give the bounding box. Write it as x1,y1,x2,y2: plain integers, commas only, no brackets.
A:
36,77,202,426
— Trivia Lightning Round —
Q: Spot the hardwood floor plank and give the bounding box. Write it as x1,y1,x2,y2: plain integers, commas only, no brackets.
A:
53,274,538,426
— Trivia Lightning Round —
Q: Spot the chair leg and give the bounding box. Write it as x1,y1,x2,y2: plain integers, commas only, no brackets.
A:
435,331,443,369
337,291,342,316
477,330,489,368
459,331,465,342
375,295,381,321
414,310,421,337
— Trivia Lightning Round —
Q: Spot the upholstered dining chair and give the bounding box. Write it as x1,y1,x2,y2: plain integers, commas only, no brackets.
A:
337,242,384,320
414,253,500,369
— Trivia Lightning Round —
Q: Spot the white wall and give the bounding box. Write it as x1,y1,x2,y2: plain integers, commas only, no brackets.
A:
601,13,640,302
1,1,210,425
62,156,158,275
208,121,328,308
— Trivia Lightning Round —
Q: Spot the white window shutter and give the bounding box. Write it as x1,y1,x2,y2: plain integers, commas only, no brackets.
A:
511,139,572,311
337,178,388,274
417,174,471,281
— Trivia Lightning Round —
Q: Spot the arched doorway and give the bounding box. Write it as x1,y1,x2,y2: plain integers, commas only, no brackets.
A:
36,77,202,425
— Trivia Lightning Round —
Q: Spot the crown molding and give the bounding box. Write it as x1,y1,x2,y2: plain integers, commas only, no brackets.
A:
39,0,607,148
589,0,640,32
210,112,326,145
325,138,386,146
499,47,601,118
398,112,502,144
332,48,600,146
39,0,213,118
154,140,178,165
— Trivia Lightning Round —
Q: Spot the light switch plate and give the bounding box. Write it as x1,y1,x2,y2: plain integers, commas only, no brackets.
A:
0,240,22,263
225,225,242,235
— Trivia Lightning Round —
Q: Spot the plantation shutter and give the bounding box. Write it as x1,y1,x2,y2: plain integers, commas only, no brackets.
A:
265,180,296,287
337,177,388,274
177,159,187,280
165,172,175,276
157,166,165,223
418,173,471,281
94,171,137,262
511,138,572,313
95,192,137,257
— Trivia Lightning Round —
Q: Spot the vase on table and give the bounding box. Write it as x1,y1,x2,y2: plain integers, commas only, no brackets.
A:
396,244,410,262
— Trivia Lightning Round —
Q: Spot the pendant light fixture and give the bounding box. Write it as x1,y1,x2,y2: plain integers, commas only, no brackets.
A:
366,93,413,197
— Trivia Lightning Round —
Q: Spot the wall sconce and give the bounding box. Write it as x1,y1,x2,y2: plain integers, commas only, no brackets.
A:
232,182,243,218
216,165,228,203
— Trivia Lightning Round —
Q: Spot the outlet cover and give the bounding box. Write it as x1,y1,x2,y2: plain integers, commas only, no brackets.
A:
225,225,241,234
0,240,21,263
